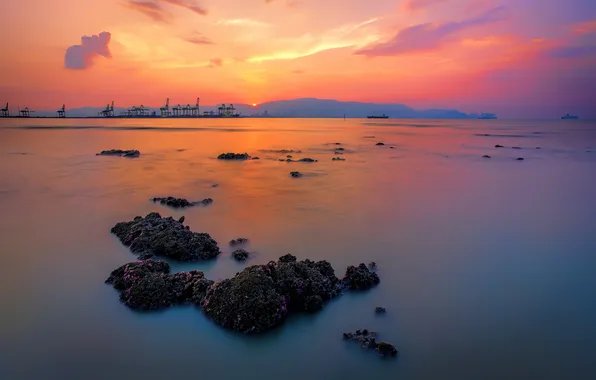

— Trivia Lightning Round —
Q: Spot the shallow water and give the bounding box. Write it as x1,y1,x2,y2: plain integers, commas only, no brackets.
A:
1,117,595,380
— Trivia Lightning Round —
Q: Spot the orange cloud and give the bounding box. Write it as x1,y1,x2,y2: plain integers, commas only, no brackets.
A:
569,20,596,35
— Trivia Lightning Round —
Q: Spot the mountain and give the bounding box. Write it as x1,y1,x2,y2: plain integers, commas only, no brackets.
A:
32,98,473,118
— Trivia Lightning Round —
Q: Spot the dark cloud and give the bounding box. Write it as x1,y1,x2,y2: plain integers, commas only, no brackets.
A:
64,32,112,70
123,0,207,22
124,1,173,23
355,6,507,56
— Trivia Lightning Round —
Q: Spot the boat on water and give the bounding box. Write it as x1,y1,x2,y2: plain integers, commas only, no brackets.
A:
561,113,579,119
478,113,497,119
367,114,389,119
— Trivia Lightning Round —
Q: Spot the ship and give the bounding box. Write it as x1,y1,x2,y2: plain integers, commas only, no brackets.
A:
478,113,497,119
561,113,579,120
367,114,389,119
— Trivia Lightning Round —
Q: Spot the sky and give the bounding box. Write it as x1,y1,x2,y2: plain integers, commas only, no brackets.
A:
1,0,595,117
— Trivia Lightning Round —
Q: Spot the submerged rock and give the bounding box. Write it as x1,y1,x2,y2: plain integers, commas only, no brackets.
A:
286,158,318,163
229,237,249,246
343,330,398,358
218,153,250,160
516,157,525,161
105,260,213,311
332,157,346,161
111,212,221,261
482,155,491,159
335,147,345,151
512,146,522,150
232,249,250,261
152,197,213,208
290,171,303,178
375,306,387,314
376,142,385,146
343,264,380,290
96,149,140,158
495,144,504,148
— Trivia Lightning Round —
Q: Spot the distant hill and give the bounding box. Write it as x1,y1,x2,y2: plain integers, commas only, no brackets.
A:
32,98,474,118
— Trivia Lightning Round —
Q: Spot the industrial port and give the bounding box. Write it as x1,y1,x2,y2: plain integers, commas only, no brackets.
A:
0,98,241,119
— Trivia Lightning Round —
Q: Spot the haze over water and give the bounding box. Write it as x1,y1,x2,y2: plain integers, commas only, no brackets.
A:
1,117,595,380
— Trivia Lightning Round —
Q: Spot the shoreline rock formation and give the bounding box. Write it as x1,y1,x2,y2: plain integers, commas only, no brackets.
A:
343,330,398,358
111,212,221,261
96,149,140,158
217,153,251,160
152,197,213,208
106,255,381,334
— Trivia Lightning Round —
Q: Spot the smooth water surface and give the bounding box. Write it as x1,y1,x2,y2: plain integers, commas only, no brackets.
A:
1,118,595,380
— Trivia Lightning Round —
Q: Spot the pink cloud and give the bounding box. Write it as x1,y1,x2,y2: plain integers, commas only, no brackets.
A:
355,6,507,56
64,32,112,70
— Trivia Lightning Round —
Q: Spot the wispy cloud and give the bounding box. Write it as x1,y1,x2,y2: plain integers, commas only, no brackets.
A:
216,18,272,27
569,20,596,35
207,58,223,68
123,0,207,22
124,1,173,23
64,32,112,70
405,0,450,10
162,0,207,16
184,31,214,45
355,6,507,56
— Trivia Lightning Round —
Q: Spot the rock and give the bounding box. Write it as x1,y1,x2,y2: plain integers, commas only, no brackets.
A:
111,212,221,262
212,184,219,188
343,263,380,290
201,256,344,333
152,197,213,208
232,249,250,261
516,157,525,161
290,171,303,178
287,155,293,158
96,149,140,158
376,142,385,146
178,216,185,223
390,147,396,149
482,155,491,158
375,306,387,314
334,142,342,145
332,157,346,161
217,153,250,160
335,147,345,151
376,341,398,357
279,253,297,263
229,237,249,246
287,158,318,162
495,144,504,148
252,157,260,160
105,260,213,311
512,146,522,150
343,330,398,358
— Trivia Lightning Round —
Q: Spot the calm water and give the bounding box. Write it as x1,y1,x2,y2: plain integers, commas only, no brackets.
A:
1,118,595,380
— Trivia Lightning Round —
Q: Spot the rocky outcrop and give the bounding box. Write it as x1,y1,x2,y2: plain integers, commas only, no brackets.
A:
105,260,213,311
106,254,381,334
229,237,249,246
111,212,221,261
343,330,398,358
343,263,380,290
290,171,303,178
217,153,250,160
152,197,213,208
232,249,250,261
96,149,140,158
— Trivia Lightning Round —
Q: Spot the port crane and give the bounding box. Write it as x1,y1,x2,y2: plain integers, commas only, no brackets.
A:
191,98,200,116
160,98,170,117
19,106,33,117
57,104,66,118
99,101,114,117
1,103,8,117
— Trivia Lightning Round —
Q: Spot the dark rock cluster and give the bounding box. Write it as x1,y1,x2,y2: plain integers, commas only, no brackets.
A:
111,212,221,261
343,330,398,358
152,197,213,208
232,249,250,261
105,260,213,311
217,153,250,160
375,306,387,314
105,254,381,334
343,263,380,290
96,149,140,158
229,237,249,246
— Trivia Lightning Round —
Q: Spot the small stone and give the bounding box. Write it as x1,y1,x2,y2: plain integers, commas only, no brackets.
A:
290,171,303,178
252,157,260,160
495,144,504,148
375,307,387,314
516,157,524,161
482,155,491,158
376,142,385,146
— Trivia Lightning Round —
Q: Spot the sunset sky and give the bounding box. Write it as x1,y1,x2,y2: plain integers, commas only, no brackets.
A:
1,0,595,117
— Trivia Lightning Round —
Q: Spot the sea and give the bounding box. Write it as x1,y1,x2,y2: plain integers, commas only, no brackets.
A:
0,117,595,380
